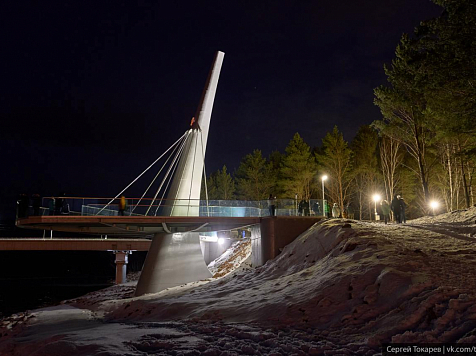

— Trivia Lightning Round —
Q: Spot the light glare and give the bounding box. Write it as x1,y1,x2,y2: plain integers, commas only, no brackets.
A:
430,201,439,209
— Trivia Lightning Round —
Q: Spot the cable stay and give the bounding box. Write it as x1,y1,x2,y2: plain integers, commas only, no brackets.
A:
145,129,191,216
98,125,211,217
200,130,210,217
153,133,190,216
147,130,190,216
131,130,190,214
96,131,189,215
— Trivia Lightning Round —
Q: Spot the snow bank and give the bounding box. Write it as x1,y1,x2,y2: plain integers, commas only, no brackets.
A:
2,212,476,355
103,218,476,346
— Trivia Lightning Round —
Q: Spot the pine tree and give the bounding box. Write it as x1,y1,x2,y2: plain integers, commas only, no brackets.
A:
374,0,476,209
235,150,275,200
315,126,353,215
373,34,437,206
279,133,317,200
202,166,235,200
214,166,235,200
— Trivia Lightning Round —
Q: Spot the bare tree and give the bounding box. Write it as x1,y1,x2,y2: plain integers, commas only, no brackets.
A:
379,135,403,202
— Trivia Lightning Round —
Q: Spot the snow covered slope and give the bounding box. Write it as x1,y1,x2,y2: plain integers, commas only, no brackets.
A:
1,208,476,355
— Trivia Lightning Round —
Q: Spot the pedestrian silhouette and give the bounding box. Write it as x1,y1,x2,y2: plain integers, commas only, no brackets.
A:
268,194,276,216
380,200,391,224
17,193,29,218
118,195,128,216
55,193,65,215
399,196,407,223
391,195,401,223
332,203,341,218
31,194,41,216
298,199,305,216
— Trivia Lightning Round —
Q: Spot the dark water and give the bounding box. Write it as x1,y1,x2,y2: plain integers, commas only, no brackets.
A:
0,278,113,318
0,220,146,318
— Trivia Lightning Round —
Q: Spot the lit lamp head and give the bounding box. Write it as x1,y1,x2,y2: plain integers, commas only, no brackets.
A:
372,194,381,203
430,201,439,210
322,175,328,182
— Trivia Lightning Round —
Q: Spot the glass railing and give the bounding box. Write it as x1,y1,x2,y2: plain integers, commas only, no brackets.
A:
17,197,328,218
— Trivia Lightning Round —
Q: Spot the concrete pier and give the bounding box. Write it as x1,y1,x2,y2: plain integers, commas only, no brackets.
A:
135,232,212,296
114,251,130,284
252,217,322,267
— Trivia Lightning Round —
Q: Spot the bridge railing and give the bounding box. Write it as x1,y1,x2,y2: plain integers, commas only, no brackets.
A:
17,197,328,218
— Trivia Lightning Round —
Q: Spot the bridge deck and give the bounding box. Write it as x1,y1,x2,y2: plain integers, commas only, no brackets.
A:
16,215,262,237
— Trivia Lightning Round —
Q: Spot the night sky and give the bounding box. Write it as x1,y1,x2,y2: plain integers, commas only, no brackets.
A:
0,1,442,220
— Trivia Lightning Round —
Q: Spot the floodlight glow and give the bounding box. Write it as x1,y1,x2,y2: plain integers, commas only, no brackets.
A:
218,237,225,245
372,194,381,202
322,175,328,181
430,201,439,209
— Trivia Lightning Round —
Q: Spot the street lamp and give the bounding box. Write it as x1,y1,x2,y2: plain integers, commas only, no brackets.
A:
321,175,328,216
295,193,298,216
372,194,381,220
429,200,439,216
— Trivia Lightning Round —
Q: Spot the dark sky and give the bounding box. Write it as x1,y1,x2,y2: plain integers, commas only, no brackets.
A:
0,1,442,220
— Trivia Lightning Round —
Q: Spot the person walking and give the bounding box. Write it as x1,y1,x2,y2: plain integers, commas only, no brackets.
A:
303,200,310,216
118,195,128,216
399,196,407,223
313,201,321,216
17,193,29,218
345,203,354,219
391,195,401,223
48,198,55,216
31,194,41,216
380,200,391,224
61,198,70,215
55,193,64,215
298,199,305,216
268,194,276,216
331,203,341,218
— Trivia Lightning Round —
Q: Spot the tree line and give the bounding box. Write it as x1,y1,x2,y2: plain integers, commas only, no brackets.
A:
203,0,476,219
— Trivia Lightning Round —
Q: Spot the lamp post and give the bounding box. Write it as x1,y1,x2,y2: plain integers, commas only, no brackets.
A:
321,175,328,217
430,200,439,216
372,194,381,220
295,193,298,216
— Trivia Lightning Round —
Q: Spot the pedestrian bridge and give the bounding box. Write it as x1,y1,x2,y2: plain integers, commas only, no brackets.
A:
16,196,326,236
16,215,261,237
13,53,328,296
16,196,325,295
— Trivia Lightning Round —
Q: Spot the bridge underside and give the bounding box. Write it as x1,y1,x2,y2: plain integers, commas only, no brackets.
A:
16,216,260,237
16,215,323,294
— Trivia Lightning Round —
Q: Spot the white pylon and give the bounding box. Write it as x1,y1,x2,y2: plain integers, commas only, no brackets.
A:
167,51,225,216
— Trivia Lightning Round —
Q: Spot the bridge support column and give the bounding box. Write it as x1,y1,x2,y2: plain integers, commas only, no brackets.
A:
114,250,130,284
135,232,212,296
253,217,323,267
